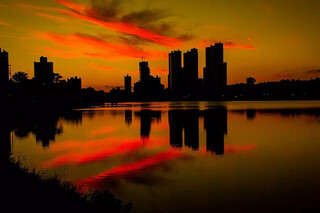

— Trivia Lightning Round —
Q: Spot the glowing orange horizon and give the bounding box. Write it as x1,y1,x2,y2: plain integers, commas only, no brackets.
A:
1,0,320,90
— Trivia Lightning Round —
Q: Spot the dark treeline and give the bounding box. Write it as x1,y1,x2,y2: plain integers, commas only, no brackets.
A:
8,72,107,110
108,77,320,102
225,77,320,101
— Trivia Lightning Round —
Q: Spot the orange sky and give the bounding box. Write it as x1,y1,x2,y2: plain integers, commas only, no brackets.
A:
1,0,320,90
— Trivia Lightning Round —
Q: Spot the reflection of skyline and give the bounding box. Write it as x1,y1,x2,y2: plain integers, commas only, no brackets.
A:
169,108,227,154
1,119,11,162
232,108,320,121
135,110,161,139
13,112,83,148
169,110,200,149
204,108,227,155
125,110,132,126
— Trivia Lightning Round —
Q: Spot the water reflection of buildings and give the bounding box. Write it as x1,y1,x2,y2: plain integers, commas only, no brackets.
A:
169,108,228,155
1,117,11,162
135,110,162,139
125,110,132,126
13,111,83,148
204,109,227,155
169,110,200,149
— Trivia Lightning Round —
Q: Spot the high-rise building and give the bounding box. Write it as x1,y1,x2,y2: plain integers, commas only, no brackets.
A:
204,43,227,97
34,56,54,85
183,48,198,94
168,50,182,94
139,61,150,82
124,75,132,93
0,49,9,99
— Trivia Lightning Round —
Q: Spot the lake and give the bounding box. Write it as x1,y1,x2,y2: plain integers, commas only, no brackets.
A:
9,101,320,212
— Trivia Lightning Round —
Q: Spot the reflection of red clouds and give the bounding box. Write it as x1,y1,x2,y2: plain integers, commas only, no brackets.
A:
89,126,115,136
53,0,182,47
42,140,143,168
225,144,256,153
42,136,170,168
77,150,182,186
200,144,256,155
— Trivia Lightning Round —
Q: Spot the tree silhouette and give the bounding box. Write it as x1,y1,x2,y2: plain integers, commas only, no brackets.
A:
12,72,29,84
246,77,256,85
53,73,63,84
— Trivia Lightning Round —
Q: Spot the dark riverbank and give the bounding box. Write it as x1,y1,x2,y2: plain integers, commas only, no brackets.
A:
2,108,132,213
4,158,132,212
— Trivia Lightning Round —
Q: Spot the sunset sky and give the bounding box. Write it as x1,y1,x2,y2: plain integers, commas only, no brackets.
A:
1,0,320,90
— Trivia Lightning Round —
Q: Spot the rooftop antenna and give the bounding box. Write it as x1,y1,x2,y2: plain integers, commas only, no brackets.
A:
141,56,145,62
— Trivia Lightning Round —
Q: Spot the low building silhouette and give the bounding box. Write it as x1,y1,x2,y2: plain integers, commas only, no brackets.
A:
34,56,54,85
0,48,9,100
124,75,132,94
67,76,82,91
134,60,165,99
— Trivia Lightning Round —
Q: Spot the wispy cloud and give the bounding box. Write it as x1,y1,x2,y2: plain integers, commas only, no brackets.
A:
35,32,167,60
200,40,257,50
52,0,191,47
87,63,117,72
305,69,320,74
153,67,168,75
0,20,9,26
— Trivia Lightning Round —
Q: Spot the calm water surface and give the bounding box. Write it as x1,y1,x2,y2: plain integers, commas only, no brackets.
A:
10,101,320,212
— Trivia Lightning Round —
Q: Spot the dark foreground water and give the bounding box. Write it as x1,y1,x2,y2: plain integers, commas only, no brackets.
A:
9,101,320,212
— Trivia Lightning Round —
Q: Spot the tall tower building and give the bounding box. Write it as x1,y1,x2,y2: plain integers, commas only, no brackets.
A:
204,43,227,97
183,48,198,94
0,49,9,99
34,56,54,85
139,61,150,82
168,50,182,94
124,74,132,93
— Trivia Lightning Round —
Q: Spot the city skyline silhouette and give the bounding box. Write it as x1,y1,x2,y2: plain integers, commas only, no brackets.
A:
2,1,320,213
1,0,320,90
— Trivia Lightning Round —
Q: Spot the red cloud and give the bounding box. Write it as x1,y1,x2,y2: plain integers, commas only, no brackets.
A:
225,144,256,153
153,67,168,74
89,125,116,135
0,20,9,26
52,0,183,47
35,32,167,60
